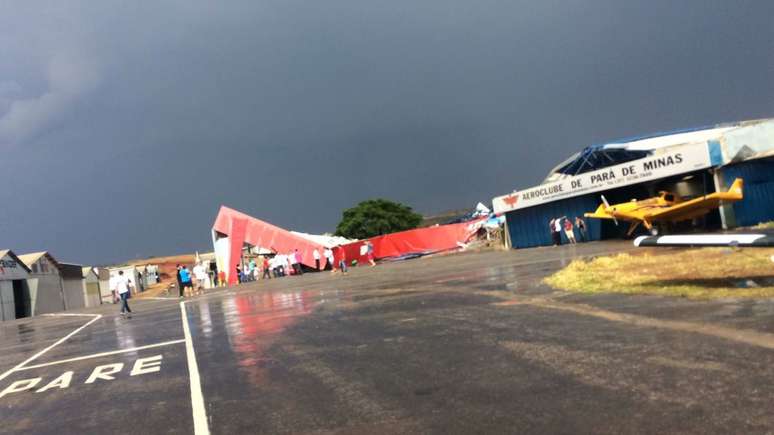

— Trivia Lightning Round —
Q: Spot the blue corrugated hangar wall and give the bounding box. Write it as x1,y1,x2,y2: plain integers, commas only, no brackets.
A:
720,158,774,226
505,194,602,248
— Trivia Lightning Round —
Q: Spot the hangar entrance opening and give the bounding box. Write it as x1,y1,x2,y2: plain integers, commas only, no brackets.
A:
597,169,721,239
12,279,29,319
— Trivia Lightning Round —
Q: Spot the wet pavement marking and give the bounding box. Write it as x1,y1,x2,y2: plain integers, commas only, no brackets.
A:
0,354,165,399
501,297,774,350
0,313,102,384
181,300,210,435
17,339,185,371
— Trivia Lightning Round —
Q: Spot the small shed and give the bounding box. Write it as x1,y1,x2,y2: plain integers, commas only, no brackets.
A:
59,262,86,310
82,267,102,307
94,267,112,303
18,251,67,315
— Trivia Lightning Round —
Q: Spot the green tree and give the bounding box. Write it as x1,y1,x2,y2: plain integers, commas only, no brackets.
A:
335,199,423,239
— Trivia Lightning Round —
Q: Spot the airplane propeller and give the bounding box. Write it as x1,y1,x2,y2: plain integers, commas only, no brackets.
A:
601,195,618,226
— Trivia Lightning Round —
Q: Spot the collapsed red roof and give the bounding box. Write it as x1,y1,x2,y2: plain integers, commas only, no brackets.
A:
212,206,328,284
213,206,486,284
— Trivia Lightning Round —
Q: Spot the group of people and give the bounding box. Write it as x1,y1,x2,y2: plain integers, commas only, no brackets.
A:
549,216,587,246
236,245,350,282
176,263,209,297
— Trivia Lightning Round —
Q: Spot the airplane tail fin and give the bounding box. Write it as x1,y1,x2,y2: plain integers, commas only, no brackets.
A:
728,178,743,198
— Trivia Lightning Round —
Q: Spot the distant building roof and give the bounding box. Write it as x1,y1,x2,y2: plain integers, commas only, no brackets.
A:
0,249,32,273
18,251,61,271
58,262,85,280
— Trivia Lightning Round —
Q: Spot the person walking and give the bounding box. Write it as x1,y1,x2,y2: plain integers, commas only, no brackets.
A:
180,265,193,297
313,249,321,271
563,217,576,244
575,216,587,242
116,270,132,317
324,247,334,271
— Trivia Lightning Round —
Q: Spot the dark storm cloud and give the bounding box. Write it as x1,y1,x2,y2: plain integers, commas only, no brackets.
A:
1,0,773,263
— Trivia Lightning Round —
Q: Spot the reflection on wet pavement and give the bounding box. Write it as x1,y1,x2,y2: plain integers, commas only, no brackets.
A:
219,290,322,385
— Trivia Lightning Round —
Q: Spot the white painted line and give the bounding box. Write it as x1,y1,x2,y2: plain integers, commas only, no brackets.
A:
17,339,186,371
0,313,102,383
181,301,210,435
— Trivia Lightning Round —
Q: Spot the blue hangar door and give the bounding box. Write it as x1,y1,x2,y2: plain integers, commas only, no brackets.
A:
505,194,601,248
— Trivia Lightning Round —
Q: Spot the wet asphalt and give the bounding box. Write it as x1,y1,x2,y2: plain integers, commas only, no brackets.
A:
2,241,774,434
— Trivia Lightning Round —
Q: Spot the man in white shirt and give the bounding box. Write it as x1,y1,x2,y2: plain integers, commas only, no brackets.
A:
287,252,295,275
553,217,563,245
193,263,207,294
273,255,285,277
323,247,334,271
313,249,321,271
115,270,132,317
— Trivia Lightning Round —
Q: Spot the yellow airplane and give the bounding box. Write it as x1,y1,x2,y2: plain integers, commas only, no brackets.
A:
585,178,744,236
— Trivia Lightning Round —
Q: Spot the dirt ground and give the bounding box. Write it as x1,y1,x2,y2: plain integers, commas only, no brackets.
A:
126,253,196,298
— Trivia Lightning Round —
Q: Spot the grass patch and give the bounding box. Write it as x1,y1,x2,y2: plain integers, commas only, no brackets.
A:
544,248,774,299
752,221,774,229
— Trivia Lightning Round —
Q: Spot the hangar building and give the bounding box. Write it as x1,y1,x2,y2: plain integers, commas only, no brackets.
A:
492,119,774,248
0,250,32,321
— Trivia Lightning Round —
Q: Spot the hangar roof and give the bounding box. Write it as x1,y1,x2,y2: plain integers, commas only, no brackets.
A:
545,125,735,182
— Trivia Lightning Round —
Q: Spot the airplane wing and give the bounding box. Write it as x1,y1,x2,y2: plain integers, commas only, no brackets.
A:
634,233,774,247
584,202,659,222
643,178,743,223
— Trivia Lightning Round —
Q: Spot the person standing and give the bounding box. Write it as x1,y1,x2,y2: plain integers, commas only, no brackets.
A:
366,241,376,267
563,217,576,244
248,258,256,281
180,266,193,297
338,248,348,274
116,270,132,317
324,247,334,271
218,270,226,287
210,262,219,286
313,248,321,271
549,219,558,246
274,254,285,277
293,249,304,275
193,263,207,295
286,253,294,276
262,256,272,279
575,216,587,242
176,264,184,297
553,217,563,246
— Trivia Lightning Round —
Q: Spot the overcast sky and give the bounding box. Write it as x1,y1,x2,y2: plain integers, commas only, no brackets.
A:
1,1,773,264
